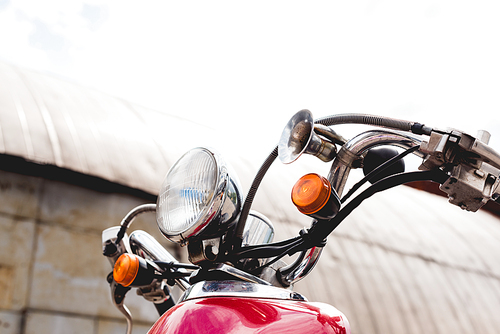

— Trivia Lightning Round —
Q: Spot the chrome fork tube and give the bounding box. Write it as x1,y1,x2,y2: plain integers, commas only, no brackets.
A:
328,130,423,196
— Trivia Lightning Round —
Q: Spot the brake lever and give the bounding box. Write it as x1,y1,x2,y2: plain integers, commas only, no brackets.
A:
107,273,133,334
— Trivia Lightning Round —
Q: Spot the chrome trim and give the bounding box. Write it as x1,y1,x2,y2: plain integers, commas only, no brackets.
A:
277,246,323,286
129,230,190,291
180,280,307,302
314,124,347,146
328,130,423,196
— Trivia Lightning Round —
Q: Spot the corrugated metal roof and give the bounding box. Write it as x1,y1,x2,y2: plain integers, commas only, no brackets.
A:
0,61,225,194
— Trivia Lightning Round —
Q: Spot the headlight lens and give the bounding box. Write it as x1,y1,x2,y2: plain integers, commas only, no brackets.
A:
156,147,241,244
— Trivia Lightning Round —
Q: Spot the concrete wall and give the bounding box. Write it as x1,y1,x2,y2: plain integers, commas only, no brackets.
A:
0,169,175,333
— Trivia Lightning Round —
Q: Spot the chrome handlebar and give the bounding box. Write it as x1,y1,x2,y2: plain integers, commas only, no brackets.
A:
323,125,500,214
327,130,423,197
324,127,500,212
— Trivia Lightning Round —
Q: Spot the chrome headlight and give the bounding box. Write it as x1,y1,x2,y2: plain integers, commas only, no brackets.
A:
156,147,242,244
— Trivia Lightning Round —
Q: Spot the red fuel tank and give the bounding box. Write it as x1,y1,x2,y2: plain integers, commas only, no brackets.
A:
148,297,350,334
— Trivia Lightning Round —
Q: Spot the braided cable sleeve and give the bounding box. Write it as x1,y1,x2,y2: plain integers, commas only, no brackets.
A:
316,113,414,132
116,203,157,244
233,147,279,243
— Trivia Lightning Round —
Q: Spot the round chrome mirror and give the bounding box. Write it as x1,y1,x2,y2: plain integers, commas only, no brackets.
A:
241,210,275,246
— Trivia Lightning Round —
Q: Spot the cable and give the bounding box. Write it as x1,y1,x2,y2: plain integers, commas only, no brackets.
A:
116,203,156,244
315,113,432,135
249,239,305,274
236,235,303,251
232,147,278,246
309,169,449,243
341,145,421,204
232,237,303,260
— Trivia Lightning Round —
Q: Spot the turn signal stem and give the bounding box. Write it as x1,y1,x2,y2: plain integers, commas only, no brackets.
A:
291,173,340,220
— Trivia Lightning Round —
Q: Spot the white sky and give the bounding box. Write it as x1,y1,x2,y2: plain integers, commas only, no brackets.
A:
1,0,500,155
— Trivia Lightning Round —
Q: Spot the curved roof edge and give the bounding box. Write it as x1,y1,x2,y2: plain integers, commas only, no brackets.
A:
0,61,225,194
0,153,157,201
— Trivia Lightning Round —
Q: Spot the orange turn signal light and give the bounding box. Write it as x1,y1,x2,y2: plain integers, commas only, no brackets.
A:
291,173,332,215
113,253,139,287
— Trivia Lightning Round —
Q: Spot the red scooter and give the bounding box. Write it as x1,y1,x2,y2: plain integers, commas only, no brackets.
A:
102,110,500,334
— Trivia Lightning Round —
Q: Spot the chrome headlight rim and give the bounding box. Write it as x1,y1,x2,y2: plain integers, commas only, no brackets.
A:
156,147,238,244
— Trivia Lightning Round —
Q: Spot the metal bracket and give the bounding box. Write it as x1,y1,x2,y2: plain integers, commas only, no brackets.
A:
419,130,459,170
336,146,363,169
440,164,499,211
420,128,500,211
188,237,221,264
137,280,170,303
